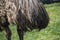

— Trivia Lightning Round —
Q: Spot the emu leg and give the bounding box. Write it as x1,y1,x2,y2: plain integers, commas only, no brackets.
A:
4,25,11,40
17,25,24,40
0,27,3,32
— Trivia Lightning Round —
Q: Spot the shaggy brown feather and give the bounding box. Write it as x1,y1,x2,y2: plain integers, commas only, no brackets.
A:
0,0,49,40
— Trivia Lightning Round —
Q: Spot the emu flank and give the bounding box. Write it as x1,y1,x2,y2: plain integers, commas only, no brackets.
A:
0,0,49,40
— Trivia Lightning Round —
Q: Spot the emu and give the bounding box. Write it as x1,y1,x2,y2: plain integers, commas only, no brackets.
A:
0,0,49,40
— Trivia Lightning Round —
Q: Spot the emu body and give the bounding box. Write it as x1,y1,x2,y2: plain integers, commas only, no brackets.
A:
0,0,49,40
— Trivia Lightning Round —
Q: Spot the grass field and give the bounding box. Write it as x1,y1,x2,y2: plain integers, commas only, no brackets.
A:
0,3,60,40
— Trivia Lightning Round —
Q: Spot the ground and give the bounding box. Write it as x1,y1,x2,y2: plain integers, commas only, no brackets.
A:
0,3,60,40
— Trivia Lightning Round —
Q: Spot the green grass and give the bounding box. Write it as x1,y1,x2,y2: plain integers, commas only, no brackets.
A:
0,3,60,40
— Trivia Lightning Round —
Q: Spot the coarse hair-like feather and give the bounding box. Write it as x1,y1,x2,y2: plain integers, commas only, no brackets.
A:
0,0,49,31
0,0,49,40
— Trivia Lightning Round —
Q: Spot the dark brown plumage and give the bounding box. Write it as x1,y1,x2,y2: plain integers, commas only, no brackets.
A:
0,0,49,40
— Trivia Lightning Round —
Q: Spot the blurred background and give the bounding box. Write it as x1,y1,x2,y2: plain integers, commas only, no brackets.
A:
39,0,60,4
0,0,60,40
